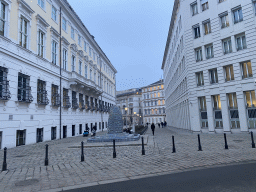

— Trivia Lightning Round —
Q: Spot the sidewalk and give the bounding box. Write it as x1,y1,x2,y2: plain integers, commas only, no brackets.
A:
0,126,255,191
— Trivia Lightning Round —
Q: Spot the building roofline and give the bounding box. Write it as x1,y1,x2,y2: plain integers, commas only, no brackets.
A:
161,0,179,70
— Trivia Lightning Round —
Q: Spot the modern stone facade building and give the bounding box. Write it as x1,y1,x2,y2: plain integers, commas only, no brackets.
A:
0,0,117,148
116,88,143,127
162,0,256,133
141,79,166,124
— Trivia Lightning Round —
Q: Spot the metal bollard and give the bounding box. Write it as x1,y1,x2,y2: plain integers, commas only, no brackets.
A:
2,147,7,171
198,134,202,151
251,132,255,148
224,133,228,149
113,139,116,158
172,135,176,153
81,141,84,162
142,137,145,155
45,144,49,166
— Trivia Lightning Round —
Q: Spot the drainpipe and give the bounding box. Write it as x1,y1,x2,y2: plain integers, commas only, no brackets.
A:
100,58,103,131
59,7,62,139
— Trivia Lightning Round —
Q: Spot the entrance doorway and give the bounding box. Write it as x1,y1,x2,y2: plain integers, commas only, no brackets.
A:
16,130,26,146
36,128,43,143
51,127,56,140
63,126,67,138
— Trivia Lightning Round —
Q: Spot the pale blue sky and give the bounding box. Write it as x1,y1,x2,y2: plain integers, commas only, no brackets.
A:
68,0,174,91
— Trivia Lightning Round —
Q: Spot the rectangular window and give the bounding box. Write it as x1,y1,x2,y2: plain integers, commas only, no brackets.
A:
62,17,66,31
37,79,49,105
0,2,5,36
79,61,82,75
90,69,92,80
201,1,209,11
199,96,207,111
196,71,204,86
51,6,57,21
52,40,57,64
203,19,211,35
223,38,232,54
195,48,203,62
72,125,75,136
245,90,256,108
72,91,78,109
17,73,33,102
0,67,10,100
78,35,81,46
241,61,253,79
71,27,74,39
220,14,229,28
16,130,26,146
79,93,84,109
89,47,92,57
19,17,28,48
63,88,71,108
79,124,82,134
191,2,198,16
213,95,221,110
228,93,238,109
236,34,247,51
233,7,243,24
84,41,87,52
51,127,56,140
224,65,234,81
36,128,43,143
85,65,88,78
193,25,200,39
205,44,214,59
38,0,45,9
63,49,67,70
51,84,60,107
93,52,96,61
209,68,218,84
38,30,44,57
72,55,75,72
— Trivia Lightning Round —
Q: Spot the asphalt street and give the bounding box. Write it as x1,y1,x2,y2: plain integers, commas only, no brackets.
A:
64,162,256,192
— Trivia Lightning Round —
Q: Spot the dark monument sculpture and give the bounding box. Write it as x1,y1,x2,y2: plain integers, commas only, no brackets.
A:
87,106,140,143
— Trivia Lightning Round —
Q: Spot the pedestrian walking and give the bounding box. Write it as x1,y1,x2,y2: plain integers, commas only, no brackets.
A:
158,123,160,128
164,121,167,127
161,122,164,128
151,123,155,136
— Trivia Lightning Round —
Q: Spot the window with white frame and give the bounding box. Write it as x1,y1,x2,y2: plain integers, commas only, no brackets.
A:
62,17,66,31
19,17,28,48
193,25,200,39
90,69,92,80
78,35,81,46
38,0,45,9
72,55,75,72
85,65,87,78
199,97,207,111
201,0,209,11
245,90,256,108
213,95,221,110
205,44,214,59
224,65,234,81
203,19,211,35
79,61,82,75
71,27,74,39
0,2,6,36
235,33,247,51
232,6,243,24
241,61,253,79
93,52,96,61
63,49,67,70
195,48,202,62
196,71,204,86
223,38,232,54
209,68,218,84
89,47,92,57
191,2,198,16
84,41,87,52
228,93,238,108
38,30,44,57
51,6,57,22
220,12,229,28
52,40,57,65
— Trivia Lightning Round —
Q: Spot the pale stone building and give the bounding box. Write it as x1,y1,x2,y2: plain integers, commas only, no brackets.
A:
141,80,166,125
162,0,256,133
0,0,117,148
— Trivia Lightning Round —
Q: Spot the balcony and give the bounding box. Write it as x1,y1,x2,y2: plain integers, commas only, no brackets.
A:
85,101,90,111
37,90,49,105
18,86,33,103
63,96,71,108
79,100,85,110
52,94,60,107
72,98,79,109
0,80,11,101
90,102,95,111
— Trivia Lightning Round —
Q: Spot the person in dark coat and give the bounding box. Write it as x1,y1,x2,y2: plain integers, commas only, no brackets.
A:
164,121,167,127
161,122,164,128
158,123,160,128
151,123,155,136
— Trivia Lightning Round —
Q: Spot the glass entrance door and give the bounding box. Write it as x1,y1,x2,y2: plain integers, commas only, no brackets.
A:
213,95,223,128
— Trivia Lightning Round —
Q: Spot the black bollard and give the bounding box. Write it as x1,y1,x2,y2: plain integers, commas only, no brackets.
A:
142,137,145,155
81,141,84,162
45,144,49,166
113,139,116,158
2,147,7,171
198,134,202,151
224,133,228,149
172,135,176,153
251,132,255,148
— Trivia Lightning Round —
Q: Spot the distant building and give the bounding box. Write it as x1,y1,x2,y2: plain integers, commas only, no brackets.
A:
141,80,166,124
116,88,143,127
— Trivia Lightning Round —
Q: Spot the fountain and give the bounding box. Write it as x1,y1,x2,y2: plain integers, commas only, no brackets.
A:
87,105,140,142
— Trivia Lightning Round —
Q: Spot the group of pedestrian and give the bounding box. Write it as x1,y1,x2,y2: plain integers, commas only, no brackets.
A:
150,121,167,136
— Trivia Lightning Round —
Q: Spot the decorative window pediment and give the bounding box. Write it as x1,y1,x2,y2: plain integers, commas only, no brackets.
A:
84,55,89,62
61,36,70,47
50,26,60,40
70,43,78,52
18,0,35,20
78,50,84,57
36,14,49,32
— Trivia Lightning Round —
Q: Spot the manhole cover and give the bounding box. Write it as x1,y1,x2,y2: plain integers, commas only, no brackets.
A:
15,179,39,186
15,155,26,158
233,140,243,143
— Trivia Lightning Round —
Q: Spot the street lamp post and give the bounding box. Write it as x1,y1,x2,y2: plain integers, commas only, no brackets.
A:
132,112,136,133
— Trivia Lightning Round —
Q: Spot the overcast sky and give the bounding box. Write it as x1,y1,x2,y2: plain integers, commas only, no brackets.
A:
68,0,174,91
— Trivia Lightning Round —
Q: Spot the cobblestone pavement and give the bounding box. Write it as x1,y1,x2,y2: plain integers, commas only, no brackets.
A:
0,126,256,191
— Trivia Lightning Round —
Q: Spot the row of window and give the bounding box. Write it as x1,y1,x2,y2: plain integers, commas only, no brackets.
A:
0,67,113,111
143,92,164,99
143,85,164,92
144,100,165,107
196,61,253,87
144,108,166,115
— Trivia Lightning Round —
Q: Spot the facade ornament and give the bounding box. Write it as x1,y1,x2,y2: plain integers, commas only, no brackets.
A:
70,44,78,52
